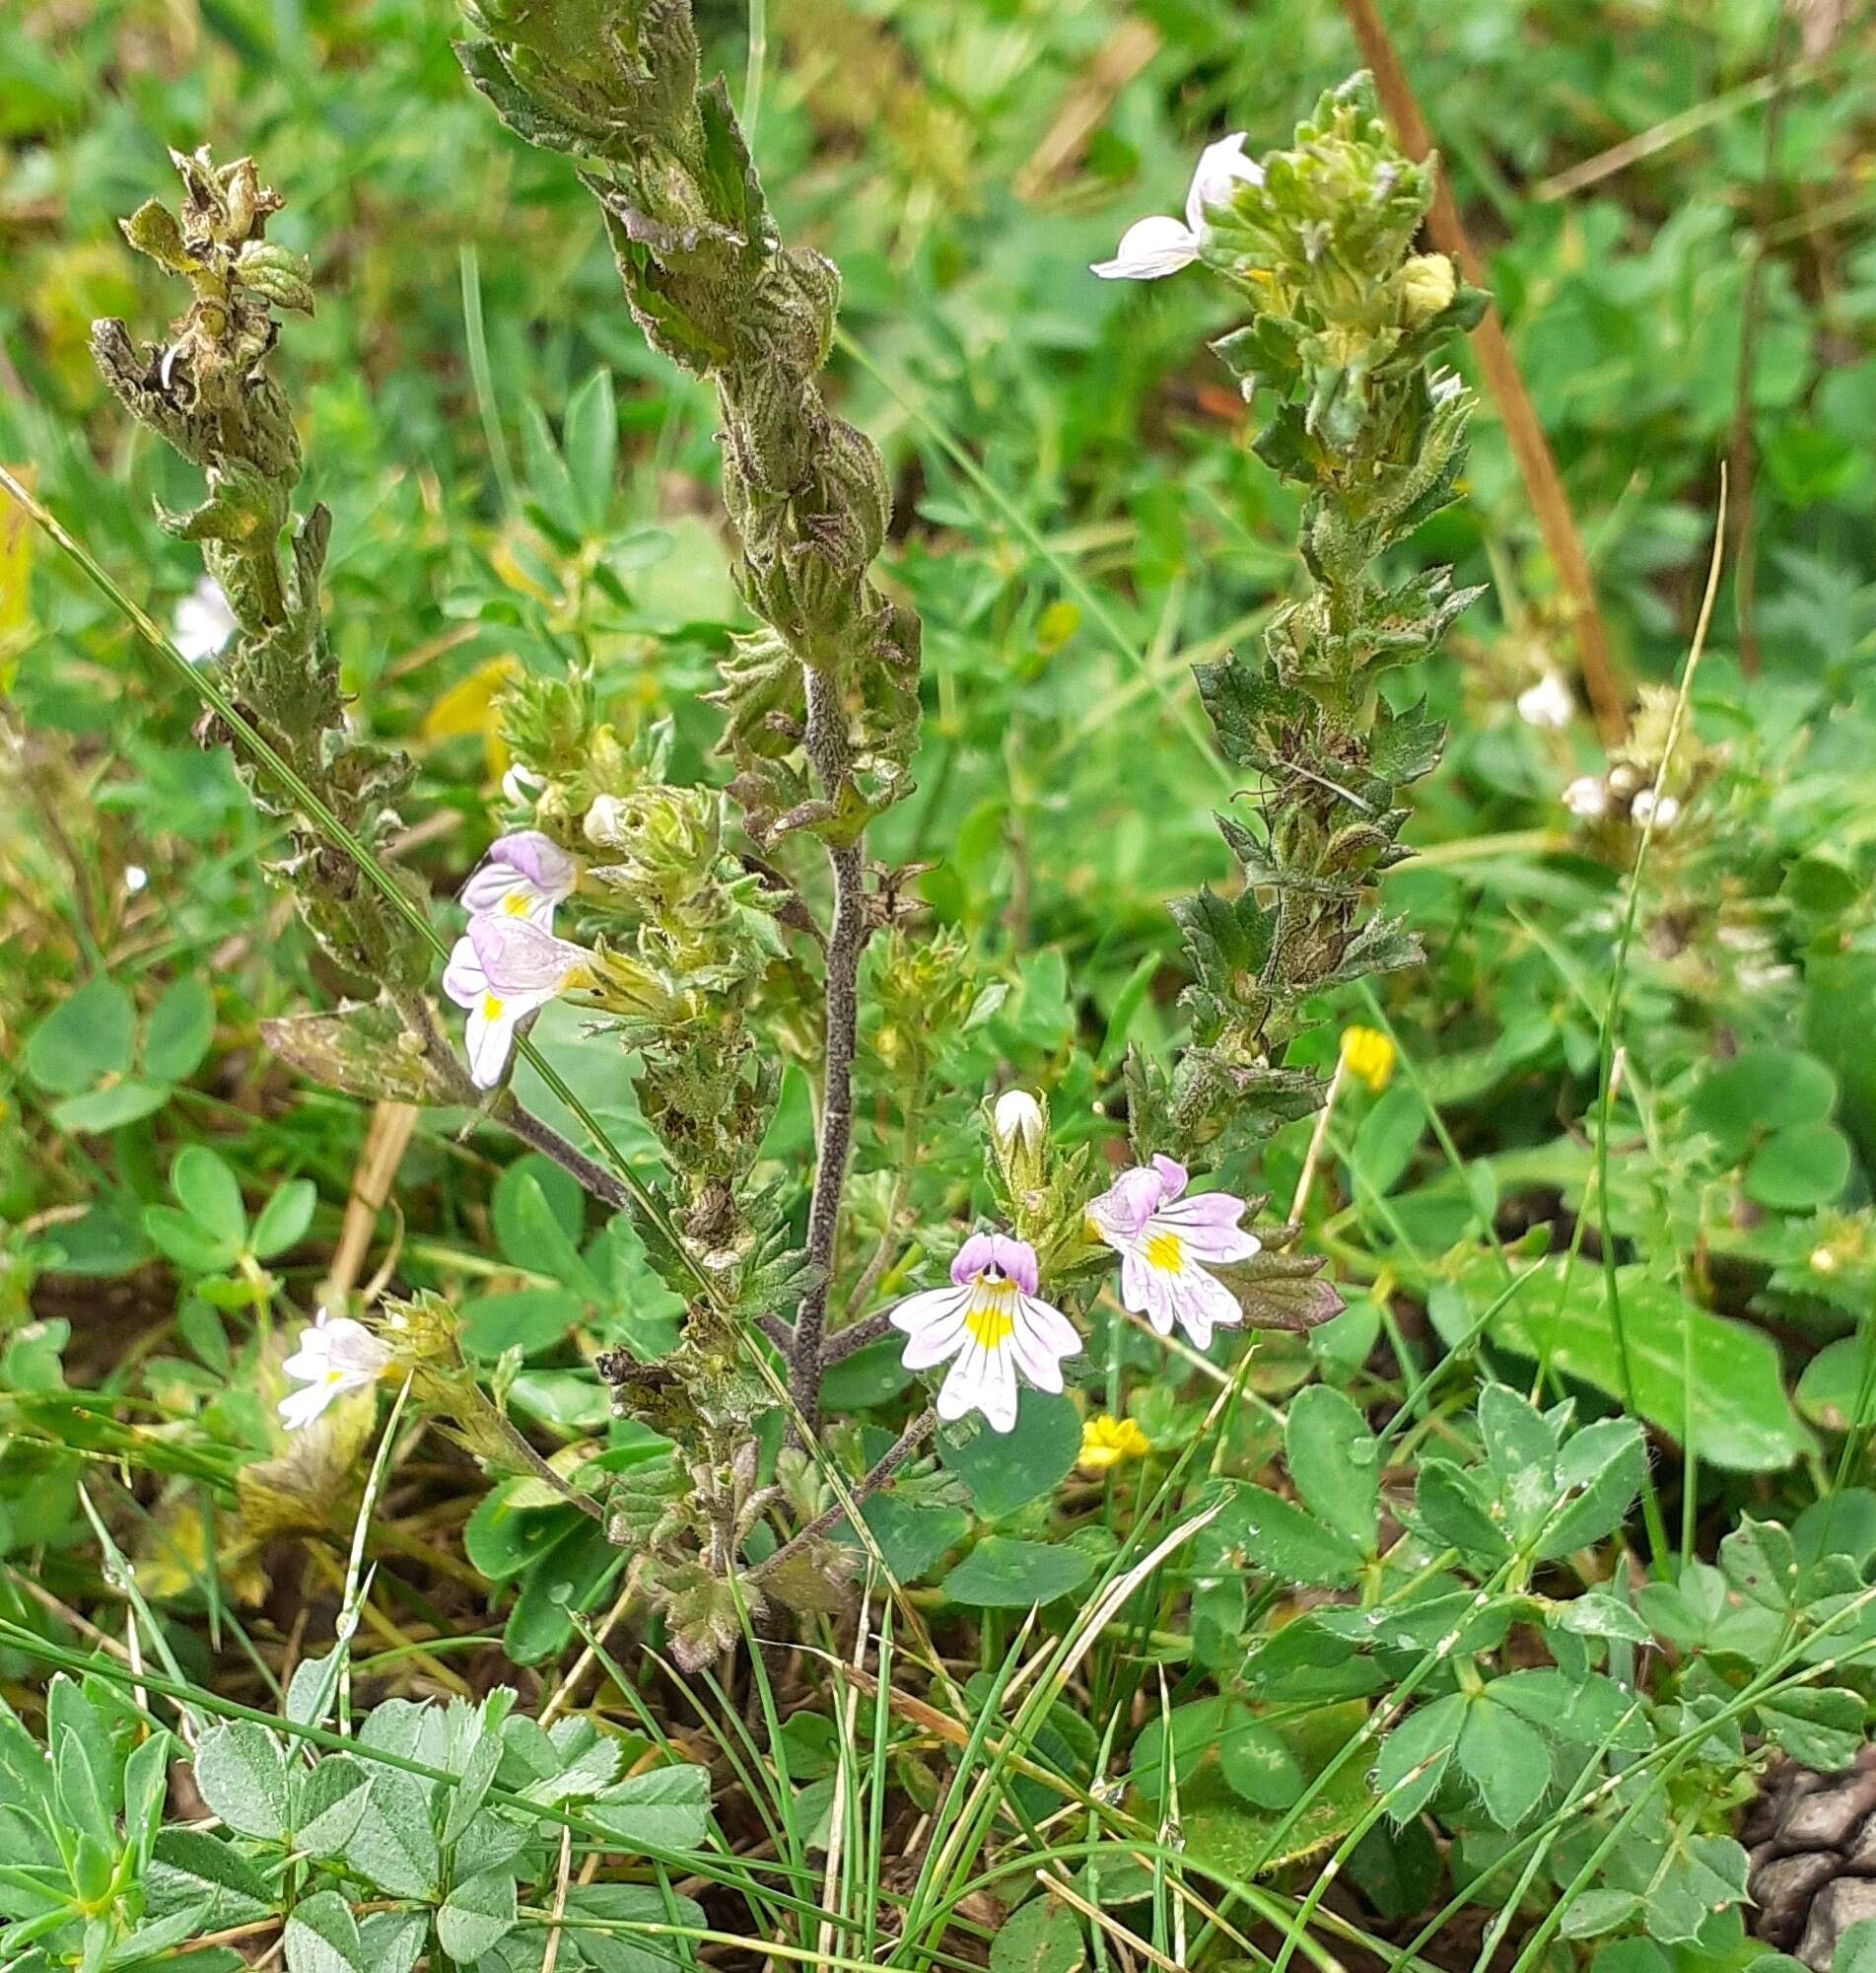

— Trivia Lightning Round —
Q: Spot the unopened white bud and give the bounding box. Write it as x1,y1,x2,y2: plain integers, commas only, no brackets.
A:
1563,776,1607,820
584,795,628,847
993,1089,1045,1157
1631,788,1679,829
1401,252,1457,320
502,763,545,806
1516,672,1573,730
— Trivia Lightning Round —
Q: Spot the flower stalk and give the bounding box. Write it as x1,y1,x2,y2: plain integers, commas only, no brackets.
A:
1097,79,1491,1185
455,0,925,1429
91,150,431,995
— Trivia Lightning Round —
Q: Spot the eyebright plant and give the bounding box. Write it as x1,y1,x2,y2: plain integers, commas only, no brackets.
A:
1098,76,1488,1190
86,12,1482,1680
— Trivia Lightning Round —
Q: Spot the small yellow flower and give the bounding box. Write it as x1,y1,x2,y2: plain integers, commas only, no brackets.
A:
1079,1413,1151,1474
1340,1024,1396,1095
421,655,519,781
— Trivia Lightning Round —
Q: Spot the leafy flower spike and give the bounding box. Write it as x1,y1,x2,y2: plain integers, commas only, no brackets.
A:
1086,1157,1260,1350
1091,133,1263,281
890,1232,1080,1434
443,916,595,1089
279,1310,391,1430
460,829,580,927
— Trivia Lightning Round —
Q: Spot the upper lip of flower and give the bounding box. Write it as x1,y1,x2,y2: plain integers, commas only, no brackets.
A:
459,830,580,917
467,914,589,994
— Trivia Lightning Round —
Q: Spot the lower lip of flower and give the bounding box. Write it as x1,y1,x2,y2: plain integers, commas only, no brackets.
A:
1144,1231,1182,1272
964,1276,1016,1346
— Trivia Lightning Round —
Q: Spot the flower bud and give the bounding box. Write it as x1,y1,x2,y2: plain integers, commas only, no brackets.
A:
1516,672,1573,730
989,1087,1048,1198
1563,775,1608,820
585,794,629,847
1339,1025,1396,1095
993,1089,1045,1157
1401,252,1457,321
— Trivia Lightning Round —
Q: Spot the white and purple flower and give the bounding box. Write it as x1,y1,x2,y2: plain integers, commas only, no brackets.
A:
1091,133,1263,282
890,1232,1081,1434
459,829,580,928
443,914,595,1089
279,1309,391,1431
1086,1156,1260,1350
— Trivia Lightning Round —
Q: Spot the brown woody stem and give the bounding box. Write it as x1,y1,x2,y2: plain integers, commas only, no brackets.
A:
1340,0,1628,742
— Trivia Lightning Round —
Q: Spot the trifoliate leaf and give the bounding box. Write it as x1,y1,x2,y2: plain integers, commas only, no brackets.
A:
191,1721,289,1842
437,1867,519,1963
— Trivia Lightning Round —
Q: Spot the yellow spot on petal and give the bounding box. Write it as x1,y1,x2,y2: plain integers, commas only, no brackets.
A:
1079,1414,1151,1474
1340,1024,1396,1094
1145,1230,1183,1274
963,1275,1016,1348
501,891,530,915
481,993,504,1022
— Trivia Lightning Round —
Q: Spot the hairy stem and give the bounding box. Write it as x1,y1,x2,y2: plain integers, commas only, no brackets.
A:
790,670,870,1422
387,981,646,1224
789,669,870,1417
494,1092,637,1220
819,1309,894,1368
750,1406,935,1583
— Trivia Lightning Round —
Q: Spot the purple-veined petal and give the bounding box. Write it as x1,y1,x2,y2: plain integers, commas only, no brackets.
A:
461,831,578,918
442,933,487,1011
1167,1263,1242,1350
469,915,591,995
940,1337,1020,1433
891,1286,972,1369
1152,1196,1260,1263
1120,1250,1177,1335
498,830,578,893
1018,1294,1081,1365
461,869,559,927
1149,1154,1189,1202
1010,1296,1079,1392
1088,1164,1169,1243
319,1317,387,1374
